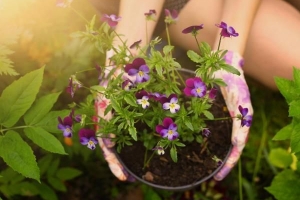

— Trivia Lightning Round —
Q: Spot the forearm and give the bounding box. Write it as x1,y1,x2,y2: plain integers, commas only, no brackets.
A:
114,0,165,54
214,0,261,54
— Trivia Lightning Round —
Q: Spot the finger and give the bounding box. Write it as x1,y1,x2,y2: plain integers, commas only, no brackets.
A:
214,145,241,181
98,137,128,181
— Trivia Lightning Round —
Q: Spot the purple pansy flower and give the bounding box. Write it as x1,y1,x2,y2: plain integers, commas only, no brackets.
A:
136,90,150,109
144,9,156,20
184,77,207,98
164,9,178,24
79,128,98,150
156,118,179,140
130,40,142,49
149,92,166,101
122,79,134,91
125,58,150,83
215,21,239,37
102,14,121,28
152,146,165,155
58,115,73,137
66,75,82,98
208,87,218,99
202,128,211,138
238,105,252,127
182,24,204,35
160,94,180,113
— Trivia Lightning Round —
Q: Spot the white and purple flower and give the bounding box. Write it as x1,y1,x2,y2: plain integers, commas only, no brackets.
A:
156,117,179,140
160,94,180,113
58,115,73,138
79,128,98,150
183,77,207,98
125,58,150,83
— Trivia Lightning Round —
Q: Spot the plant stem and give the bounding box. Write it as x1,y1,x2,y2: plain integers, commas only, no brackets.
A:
70,6,90,24
252,111,268,182
113,30,133,57
239,158,243,200
194,35,201,53
217,35,222,51
143,151,156,169
1,125,32,133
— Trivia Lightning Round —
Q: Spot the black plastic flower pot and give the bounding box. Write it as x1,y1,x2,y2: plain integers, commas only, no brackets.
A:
113,68,233,191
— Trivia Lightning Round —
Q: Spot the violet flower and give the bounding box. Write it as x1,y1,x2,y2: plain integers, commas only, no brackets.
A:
208,87,218,99
202,128,211,138
136,90,150,109
149,92,166,101
122,79,134,91
66,75,82,98
58,115,73,137
125,58,150,83
156,118,179,140
102,14,121,28
152,146,165,155
215,21,239,37
79,128,98,150
182,24,204,35
165,9,178,24
183,77,207,98
144,9,156,21
238,105,252,127
160,94,180,113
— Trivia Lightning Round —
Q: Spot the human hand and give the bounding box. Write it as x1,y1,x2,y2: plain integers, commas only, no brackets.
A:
94,50,135,182
213,51,253,181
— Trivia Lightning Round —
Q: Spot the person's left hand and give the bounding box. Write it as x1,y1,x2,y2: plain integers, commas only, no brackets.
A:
213,51,253,181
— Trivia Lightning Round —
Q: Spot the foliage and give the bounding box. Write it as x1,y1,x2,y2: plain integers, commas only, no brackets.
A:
265,67,300,199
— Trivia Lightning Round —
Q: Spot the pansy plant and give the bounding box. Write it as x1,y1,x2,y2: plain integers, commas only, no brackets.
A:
61,8,253,165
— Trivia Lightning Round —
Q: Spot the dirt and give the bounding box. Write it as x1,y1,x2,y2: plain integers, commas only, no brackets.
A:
118,90,232,188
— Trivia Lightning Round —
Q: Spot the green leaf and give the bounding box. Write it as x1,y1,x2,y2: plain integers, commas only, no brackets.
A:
13,181,39,196
0,167,24,184
128,126,137,141
220,64,240,76
163,45,174,55
291,123,300,153
124,94,138,107
46,158,60,177
187,50,202,63
24,127,66,155
293,67,300,89
289,100,300,117
0,131,40,181
268,148,293,168
47,177,66,192
0,67,44,127
265,169,300,200
35,110,70,134
203,110,214,120
170,147,178,163
184,121,194,131
274,76,295,103
273,123,293,140
38,154,53,176
0,45,19,76
24,92,61,125
33,182,58,200
56,167,82,181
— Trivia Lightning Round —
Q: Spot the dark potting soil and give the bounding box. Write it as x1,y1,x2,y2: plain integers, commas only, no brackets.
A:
118,91,232,188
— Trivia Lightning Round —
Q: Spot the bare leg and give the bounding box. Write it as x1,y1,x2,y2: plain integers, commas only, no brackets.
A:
168,0,300,90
